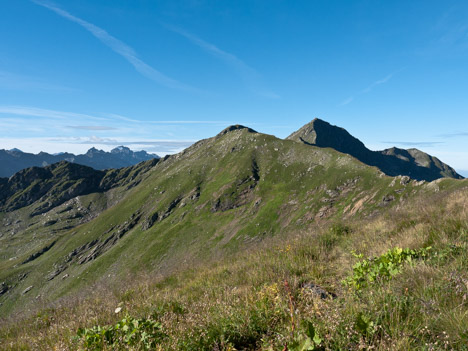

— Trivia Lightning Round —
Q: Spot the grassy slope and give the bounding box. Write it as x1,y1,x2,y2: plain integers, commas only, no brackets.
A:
0,128,424,317
0,127,467,349
0,160,158,316
0,179,467,350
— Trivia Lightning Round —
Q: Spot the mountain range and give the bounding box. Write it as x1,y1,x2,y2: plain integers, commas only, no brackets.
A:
0,146,159,178
0,119,465,322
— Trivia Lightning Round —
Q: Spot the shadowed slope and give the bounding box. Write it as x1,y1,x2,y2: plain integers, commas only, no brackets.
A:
287,118,463,181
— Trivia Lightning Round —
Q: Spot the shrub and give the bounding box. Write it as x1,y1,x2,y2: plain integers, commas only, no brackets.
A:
344,247,431,291
75,314,166,350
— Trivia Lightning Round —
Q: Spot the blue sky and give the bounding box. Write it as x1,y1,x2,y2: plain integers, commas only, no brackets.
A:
1,1,467,175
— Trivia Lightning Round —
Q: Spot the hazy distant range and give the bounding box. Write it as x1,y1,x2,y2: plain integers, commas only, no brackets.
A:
0,146,159,178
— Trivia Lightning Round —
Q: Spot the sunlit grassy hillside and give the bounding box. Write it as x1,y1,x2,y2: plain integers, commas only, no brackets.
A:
1,127,435,318
1,182,467,350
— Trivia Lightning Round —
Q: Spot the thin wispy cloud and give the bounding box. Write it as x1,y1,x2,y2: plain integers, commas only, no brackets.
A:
411,6,468,60
0,105,106,121
103,113,142,124
164,24,279,99
147,120,231,125
31,0,195,91
340,98,353,106
79,138,194,146
361,73,394,93
341,70,401,106
340,97,354,106
428,6,468,55
67,125,117,131
0,104,254,155
103,113,233,125
103,113,233,126
436,131,468,138
0,105,236,155
0,105,235,127
0,71,73,92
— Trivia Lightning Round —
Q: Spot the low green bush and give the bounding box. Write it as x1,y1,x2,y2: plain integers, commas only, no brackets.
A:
75,314,166,350
344,247,431,291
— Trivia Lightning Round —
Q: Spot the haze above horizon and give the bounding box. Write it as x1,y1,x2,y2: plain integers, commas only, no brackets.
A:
1,1,467,176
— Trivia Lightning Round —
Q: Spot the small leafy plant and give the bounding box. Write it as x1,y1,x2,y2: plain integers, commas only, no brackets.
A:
75,314,166,350
288,320,323,351
354,312,375,337
344,247,431,291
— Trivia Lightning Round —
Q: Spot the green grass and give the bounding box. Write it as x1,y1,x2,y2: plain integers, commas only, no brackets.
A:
0,130,391,315
1,185,467,350
0,128,467,349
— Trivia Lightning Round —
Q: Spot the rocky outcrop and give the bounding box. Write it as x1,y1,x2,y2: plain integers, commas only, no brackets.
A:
211,159,259,212
301,282,337,299
142,211,159,230
76,213,141,265
21,241,57,264
0,282,8,296
47,213,141,281
22,286,33,295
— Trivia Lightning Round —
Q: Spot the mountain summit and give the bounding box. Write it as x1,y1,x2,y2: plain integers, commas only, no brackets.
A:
287,118,463,181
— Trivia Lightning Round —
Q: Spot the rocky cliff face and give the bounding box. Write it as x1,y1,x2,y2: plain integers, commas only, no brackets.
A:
0,162,105,214
0,158,160,215
287,118,463,181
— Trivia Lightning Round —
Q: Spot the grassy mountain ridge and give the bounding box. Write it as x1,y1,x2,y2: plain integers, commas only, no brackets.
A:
0,121,466,349
0,126,434,316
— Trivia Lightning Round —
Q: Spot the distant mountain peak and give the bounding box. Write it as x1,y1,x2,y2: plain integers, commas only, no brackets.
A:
287,118,463,181
9,148,23,153
0,146,159,178
111,146,131,154
287,118,367,154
